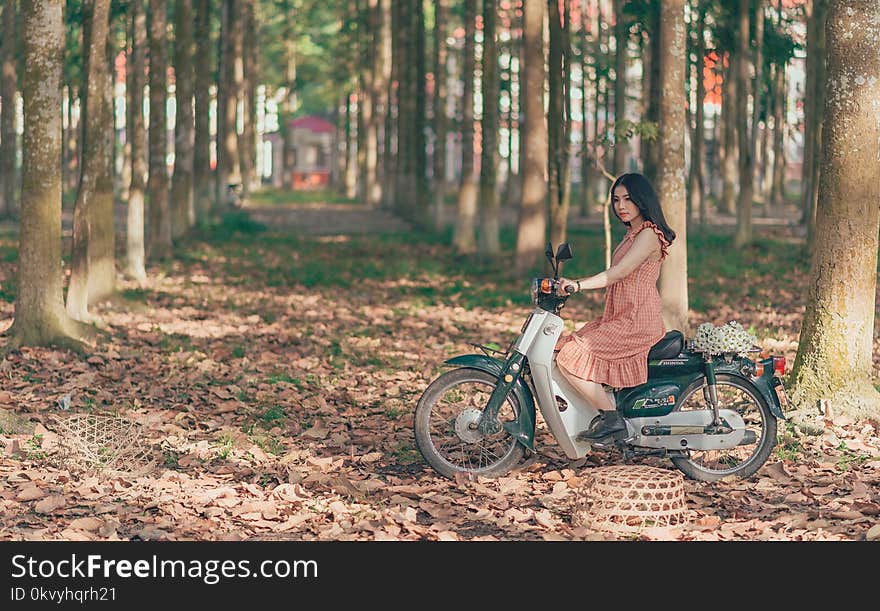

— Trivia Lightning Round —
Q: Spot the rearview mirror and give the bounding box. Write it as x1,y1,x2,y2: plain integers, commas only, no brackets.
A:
556,243,573,262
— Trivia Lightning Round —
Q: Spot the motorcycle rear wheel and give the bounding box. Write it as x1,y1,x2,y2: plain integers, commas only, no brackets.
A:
414,367,525,479
670,374,777,482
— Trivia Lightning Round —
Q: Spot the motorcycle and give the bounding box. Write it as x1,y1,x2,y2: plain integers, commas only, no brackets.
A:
413,242,788,482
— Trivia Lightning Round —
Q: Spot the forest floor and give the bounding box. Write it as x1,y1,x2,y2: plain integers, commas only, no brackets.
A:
0,193,878,541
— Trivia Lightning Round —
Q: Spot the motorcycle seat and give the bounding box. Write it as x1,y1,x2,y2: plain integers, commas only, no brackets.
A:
648,330,684,360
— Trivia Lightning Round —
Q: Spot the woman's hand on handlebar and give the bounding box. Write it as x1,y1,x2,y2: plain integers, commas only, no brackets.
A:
557,277,580,295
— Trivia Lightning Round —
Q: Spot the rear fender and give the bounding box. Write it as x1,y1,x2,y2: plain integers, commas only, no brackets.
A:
444,354,537,451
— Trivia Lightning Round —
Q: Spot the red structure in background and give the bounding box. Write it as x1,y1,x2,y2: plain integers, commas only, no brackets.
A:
288,115,334,189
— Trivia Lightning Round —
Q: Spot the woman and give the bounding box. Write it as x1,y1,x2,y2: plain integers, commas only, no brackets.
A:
554,172,676,441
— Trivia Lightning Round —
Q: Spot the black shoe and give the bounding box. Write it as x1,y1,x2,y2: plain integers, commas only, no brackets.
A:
576,411,627,441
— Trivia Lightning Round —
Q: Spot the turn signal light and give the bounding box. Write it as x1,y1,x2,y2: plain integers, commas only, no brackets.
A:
773,356,786,376
540,278,553,293
753,361,764,377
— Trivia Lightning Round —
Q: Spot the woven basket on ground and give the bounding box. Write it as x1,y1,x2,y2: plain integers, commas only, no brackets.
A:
49,413,156,477
573,465,688,535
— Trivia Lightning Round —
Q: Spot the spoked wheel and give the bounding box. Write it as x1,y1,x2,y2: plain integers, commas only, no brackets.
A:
670,374,777,482
413,368,525,479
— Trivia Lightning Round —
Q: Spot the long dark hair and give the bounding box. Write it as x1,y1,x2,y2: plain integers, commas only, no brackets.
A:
610,173,676,245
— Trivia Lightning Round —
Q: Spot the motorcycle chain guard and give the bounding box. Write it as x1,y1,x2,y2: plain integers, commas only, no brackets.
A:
628,409,747,451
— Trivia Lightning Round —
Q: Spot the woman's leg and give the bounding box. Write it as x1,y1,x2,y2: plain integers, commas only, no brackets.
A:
556,362,615,411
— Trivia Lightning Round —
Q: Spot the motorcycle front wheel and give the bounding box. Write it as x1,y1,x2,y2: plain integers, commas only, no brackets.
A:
670,373,777,482
413,367,525,479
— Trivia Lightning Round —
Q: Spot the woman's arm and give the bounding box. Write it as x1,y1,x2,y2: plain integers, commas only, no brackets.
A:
560,230,660,293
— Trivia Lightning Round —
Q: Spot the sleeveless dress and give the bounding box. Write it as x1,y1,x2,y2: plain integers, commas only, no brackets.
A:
554,220,670,388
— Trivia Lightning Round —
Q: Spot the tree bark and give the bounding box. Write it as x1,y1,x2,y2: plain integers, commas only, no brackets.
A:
453,0,477,254
8,0,84,349
149,0,172,258
657,0,688,334
216,0,242,210
125,0,146,281
547,0,571,250
366,0,383,208
431,0,448,230
612,0,628,176
514,0,547,274
67,0,113,322
719,49,737,215
193,0,212,221
789,0,880,422
0,0,15,218
641,0,661,184
769,60,786,210
479,0,500,255
171,0,195,239
239,0,257,198
687,1,706,227
802,0,828,252
733,0,753,248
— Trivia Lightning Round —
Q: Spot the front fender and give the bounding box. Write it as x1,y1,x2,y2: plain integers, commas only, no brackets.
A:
444,354,536,451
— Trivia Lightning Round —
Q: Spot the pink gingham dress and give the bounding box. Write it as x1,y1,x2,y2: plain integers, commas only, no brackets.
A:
554,220,670,388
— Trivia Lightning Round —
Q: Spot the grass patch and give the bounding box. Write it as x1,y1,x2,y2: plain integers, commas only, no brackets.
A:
249,187,357,206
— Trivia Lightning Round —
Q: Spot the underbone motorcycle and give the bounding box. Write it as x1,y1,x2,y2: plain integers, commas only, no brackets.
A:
414,243,788,482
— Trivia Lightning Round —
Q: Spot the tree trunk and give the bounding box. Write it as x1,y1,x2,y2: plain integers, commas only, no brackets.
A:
431,0,448,230
8,0,83,349
171,0,195,239
281,3,297,189
547,0,571,250
769,60,786,210
657,0,688,335
687,2,706,227
802,0,828,252
789,0,880,422
148,0,172,258
356,0,367,204
479,0,500,255
453,0,477,254
612,0,627,176
67,0,113,322
413,0,427,225
216,0,242,210
733,0,753,248
125,0,146,281
579,2,590,217
642,0,661,184
366,0,383,208
750,0,764,210
344,92,357,198
719,49,737,215
0,0,15,218
379,0,393,208
239,0,257,199
193,0,212,221
514,0,547,274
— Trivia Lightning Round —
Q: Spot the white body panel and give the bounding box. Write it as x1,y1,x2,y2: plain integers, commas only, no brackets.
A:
518,309,613,459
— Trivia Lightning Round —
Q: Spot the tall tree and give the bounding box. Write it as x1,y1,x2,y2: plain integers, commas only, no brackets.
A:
514,0,547,274
640,0,661,184
239,0,257,198
657,0,688,333
547,0,572,249
0,0,15,218
769,60,786,210
364,0,382,208
612,0,628,175
216,0,242,209
7,0,83,349
801,0,829,251
171,0,195,238
719,51,737,213
193,0,212,220
125,0,147,280
67,0,114,322
789,0,880,422
149,0,172,258
732,0,753,248
479,0,500,255
687,0,706,226
453,0,477,254
431,0,448,230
